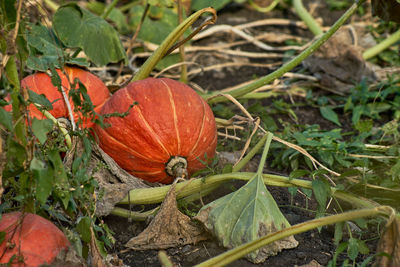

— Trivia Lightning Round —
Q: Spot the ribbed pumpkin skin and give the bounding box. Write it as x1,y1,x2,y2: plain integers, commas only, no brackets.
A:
0,212,70,267
5,67,109,128
95,78,217,184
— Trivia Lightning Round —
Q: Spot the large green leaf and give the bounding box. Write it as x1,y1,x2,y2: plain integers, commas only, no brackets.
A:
53,3,127,66
26,24,64,71
196,133,298,263
26,23,89,71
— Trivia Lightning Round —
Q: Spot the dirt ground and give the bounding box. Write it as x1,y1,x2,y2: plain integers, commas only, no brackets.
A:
102,2,380,266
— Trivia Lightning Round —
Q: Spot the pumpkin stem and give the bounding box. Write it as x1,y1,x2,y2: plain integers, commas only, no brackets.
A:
166,156,188,179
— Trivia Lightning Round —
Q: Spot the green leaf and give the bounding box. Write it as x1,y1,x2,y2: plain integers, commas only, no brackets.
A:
30,157,54,204
31,118,53,144
191,0,231,11
354,119,373,133
196,133,298,263
347,238,359,260
356,239,370,255
53,3,127,66
320,106,341,126
26,24,65,71
1,0,17,26
0,231,6,245
86,2,129,34
196,174,298,263
47,150,70,208
4,138,26,177
352,105,364,125
28,90,53,110
334,222,344,245
312,179,331,211
0,108,12,131
76,216,92,243
289,169,310,179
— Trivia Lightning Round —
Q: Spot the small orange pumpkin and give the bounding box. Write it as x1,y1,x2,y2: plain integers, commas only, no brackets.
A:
5,66,110,128
0,212,70,267
94,78,217,184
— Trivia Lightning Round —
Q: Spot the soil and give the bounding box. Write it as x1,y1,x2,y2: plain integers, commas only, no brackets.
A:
102,2,380,266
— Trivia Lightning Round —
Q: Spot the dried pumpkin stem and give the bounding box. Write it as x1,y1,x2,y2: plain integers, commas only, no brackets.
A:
165,156,188,179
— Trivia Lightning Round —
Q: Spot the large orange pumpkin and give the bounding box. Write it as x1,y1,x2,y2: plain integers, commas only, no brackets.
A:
94,78,217,184
5,66,110,128
0,212,70,267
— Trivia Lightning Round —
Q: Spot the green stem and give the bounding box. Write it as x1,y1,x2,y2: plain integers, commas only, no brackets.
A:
43,0,59,12
363,28,400,60
232,133,269,172
158,251,174,267
292,0,323,36
118,172,379,209
249,0,280,13
256,132,273,175
33,104,72,149
206,0,365,104
195,206,393,267
6,56,26,145
132,7,216,81
102,0,119,20
110,207,158,221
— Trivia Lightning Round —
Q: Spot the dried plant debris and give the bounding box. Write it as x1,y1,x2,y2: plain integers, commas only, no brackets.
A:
63,137,149,216
373,215,400,267
303,27,377,95
371,0,400,23
125,184,208,250
42,248,86,267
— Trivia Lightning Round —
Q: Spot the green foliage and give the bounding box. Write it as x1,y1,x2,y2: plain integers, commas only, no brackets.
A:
320,106,341,126
53,3,127,66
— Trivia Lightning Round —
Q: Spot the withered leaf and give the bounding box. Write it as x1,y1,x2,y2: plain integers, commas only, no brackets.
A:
125,184,208,250
373,215,400,267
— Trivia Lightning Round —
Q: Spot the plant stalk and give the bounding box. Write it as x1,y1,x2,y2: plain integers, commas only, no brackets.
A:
110,207,158,221
34,104,72,149
292,0,323,36
195,206,393,267
118,172,379,210
132,7,216,81
206,0,366,103
363,28,400,60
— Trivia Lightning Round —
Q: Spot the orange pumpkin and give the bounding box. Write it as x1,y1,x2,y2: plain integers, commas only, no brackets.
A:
94,78,217,184
0,212,70,267
5,66,110,128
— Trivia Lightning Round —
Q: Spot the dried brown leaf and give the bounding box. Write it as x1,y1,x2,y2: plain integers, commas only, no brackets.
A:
373,216,400,267
125,184,208,250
